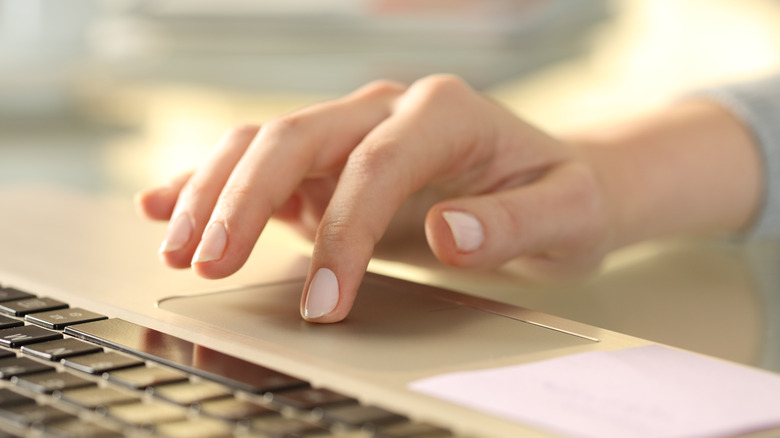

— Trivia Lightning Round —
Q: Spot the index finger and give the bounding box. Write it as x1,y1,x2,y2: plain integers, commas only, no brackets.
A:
301,76,498,322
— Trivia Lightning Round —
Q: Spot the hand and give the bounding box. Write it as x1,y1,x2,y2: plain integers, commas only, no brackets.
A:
135,75,624,323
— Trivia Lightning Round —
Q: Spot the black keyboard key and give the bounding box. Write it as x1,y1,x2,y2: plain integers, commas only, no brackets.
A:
0,297,67,317
13,370,95,394
0,315,23,330
0,356,54,378
0,288,34,303
0,403,73,426
62,352,144,374
271,387,356,411
26,308,107,330
0,388,35,407
0,350,14,360
21,337,103,361
0,325,62,348
105,365,187,390
152,381,231,406
66,318,306,393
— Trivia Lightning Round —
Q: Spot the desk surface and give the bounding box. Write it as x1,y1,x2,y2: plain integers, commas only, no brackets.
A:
3,0,780,373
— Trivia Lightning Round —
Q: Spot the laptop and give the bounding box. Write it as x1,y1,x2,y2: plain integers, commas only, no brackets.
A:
0,185,777,438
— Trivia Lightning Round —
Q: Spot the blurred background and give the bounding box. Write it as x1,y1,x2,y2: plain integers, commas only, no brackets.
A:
0,0,611,195
2,0,779,196
4,0,780,372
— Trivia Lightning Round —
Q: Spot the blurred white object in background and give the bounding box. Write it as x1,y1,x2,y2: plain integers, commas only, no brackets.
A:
0,0,610,115
0,0,96,119
0,0,609,193
89,0,610,93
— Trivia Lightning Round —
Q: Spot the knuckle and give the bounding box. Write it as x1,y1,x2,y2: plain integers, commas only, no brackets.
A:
320,218,357,247
354,79,407,99
220,183,255,202
411,74,472,103
319,216,351,242
211,186,247,216
178,177,207,203
564,164,601,213
493,195,526,244
259,114,304,141
320,215,380,249
558,164,608,250
219,183,271,215
347,139,404,177
212,185,276,237
225,124,260,141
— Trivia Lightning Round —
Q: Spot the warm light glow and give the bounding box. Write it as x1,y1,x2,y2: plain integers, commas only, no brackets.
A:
491,0,780,132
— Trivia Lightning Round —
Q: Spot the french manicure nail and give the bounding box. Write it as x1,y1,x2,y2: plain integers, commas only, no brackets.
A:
192,221,227,263
442,210,484,252
159,213,194,253
304,268,339,319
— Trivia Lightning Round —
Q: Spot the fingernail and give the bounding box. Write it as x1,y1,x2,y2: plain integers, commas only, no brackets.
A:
442,210,484,252
159,213,194,253
304,268,339,319
192,221,227,263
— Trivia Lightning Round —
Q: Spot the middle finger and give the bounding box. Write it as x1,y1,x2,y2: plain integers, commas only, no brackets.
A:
189,80,406,278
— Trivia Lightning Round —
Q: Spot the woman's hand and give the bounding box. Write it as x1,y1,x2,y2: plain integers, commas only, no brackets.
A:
135,75,617,322
136,74,762,323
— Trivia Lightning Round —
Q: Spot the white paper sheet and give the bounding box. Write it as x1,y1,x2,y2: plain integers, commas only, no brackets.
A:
409,345,780,438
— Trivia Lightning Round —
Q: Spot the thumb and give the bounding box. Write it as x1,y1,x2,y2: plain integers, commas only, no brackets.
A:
424,164,609,276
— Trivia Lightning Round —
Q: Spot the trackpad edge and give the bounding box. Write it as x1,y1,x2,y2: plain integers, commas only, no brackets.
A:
157,275,593,372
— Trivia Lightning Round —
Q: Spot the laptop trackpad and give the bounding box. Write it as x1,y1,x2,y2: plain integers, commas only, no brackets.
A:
158,274,594,372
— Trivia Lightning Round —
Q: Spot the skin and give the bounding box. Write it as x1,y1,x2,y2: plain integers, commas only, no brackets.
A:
135,74,763,323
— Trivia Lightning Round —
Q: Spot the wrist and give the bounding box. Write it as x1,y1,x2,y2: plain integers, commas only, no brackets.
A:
568,100,762,249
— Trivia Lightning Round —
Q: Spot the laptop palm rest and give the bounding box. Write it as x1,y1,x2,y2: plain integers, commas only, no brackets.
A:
158,274,594,372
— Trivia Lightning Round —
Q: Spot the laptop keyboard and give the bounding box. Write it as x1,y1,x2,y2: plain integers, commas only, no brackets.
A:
0,286,458,438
